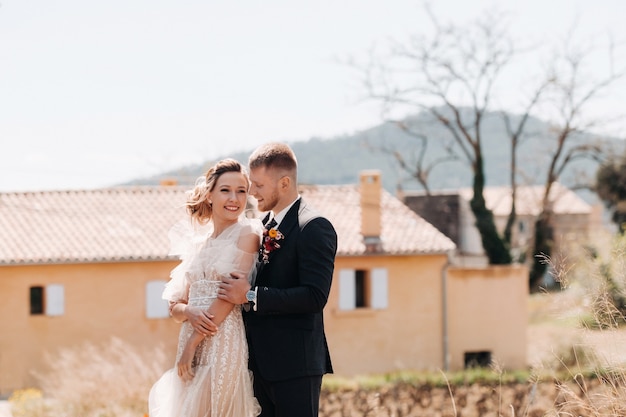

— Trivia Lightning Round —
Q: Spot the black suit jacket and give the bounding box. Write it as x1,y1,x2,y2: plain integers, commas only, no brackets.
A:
244,198,337,381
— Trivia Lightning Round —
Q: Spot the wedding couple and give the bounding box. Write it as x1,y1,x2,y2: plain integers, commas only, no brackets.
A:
149,142,338,417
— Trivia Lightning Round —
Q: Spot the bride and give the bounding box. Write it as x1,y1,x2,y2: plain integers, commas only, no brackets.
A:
149,158,262,417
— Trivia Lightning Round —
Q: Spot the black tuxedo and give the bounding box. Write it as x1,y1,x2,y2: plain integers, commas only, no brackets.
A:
244,198,337,415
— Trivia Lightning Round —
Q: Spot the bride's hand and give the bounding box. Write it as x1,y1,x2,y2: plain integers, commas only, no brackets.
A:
177,344,196,382
185,305,218,336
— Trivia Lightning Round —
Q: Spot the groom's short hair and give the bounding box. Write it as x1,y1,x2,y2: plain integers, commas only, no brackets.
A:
249,142,297,177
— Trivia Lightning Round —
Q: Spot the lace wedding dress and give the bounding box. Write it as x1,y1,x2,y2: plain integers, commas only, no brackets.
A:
149,217,263,417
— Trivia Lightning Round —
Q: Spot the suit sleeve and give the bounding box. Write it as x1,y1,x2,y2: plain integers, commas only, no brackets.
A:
257,217,337,314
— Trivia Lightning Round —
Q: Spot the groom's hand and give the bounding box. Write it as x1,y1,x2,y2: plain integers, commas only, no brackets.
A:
218,273,250,305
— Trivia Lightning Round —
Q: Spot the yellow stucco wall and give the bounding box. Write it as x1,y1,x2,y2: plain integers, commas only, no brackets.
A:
0,261,180,395
325,254,448,377
1,257,528,394
446,265,528,370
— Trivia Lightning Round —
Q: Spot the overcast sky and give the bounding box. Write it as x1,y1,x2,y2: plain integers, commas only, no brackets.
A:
1,0,625,192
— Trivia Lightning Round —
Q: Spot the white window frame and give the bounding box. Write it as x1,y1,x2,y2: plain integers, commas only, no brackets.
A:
45,284,65,316
370,268,388,309
339,269,356,310
338,268,388,311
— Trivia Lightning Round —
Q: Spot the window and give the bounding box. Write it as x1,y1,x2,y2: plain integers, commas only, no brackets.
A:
464,351,492,368
355,270,368,308
146,280,169,319
30,286,44,315
339,268,388,311
30,284,65,316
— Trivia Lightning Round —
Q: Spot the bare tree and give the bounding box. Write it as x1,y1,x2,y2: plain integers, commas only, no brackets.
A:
499,78,553,252
349,6,519,264
348,4,626,289
527,33,626,291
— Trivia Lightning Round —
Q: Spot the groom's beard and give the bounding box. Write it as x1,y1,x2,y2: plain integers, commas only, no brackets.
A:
256,190,280,213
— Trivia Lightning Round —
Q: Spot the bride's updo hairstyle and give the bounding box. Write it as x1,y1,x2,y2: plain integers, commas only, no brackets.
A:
186,158,249,224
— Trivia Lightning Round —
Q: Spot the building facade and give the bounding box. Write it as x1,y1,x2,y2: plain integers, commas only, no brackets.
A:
0,173,527,395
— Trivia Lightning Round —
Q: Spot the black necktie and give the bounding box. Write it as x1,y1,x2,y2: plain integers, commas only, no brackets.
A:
265,218,277,230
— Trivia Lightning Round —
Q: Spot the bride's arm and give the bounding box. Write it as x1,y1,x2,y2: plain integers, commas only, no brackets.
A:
170,297,218,336
190,228,258,326
168,273,219,334
171,230,258,337
177,330,204,380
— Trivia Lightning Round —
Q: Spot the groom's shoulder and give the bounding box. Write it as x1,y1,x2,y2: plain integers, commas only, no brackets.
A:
297,200,319,230
297,200,334,232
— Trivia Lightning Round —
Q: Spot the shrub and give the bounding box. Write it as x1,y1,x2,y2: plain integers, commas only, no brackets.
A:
8,388,45,417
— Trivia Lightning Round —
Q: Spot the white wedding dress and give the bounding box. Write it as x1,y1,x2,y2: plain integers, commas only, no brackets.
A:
149,217,263,417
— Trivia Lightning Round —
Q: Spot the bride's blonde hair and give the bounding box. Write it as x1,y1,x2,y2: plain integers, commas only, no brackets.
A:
186,158,249,224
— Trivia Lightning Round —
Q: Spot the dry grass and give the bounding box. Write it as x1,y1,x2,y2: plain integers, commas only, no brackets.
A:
10,337,168,417
518,233,626,417
529,233,626,372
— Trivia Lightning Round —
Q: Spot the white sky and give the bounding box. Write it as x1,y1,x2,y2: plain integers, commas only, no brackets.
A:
1,0,625,191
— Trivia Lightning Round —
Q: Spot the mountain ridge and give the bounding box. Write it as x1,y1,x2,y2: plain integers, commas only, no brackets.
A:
125,110,625,202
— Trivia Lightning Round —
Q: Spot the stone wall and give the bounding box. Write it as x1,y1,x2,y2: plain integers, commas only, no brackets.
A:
320,378,609,417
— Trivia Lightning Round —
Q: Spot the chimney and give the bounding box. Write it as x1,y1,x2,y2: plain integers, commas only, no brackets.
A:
160,179,178,186
360,170,383,253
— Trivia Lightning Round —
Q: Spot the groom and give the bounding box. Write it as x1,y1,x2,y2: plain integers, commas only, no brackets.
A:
219,142,337,417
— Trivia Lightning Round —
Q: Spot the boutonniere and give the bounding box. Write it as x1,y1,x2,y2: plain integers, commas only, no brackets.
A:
260,227,284,264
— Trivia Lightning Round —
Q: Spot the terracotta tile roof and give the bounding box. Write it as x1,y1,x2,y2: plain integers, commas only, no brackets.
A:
0,187,188,265
300,184,455,256
0,184,455,265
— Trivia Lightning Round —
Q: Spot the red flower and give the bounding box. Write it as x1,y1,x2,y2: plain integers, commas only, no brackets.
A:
260,227,283,264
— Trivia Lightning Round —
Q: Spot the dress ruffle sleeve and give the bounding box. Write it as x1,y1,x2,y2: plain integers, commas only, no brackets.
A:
237,218,263,284
210,218,263,284
162,219,213,302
